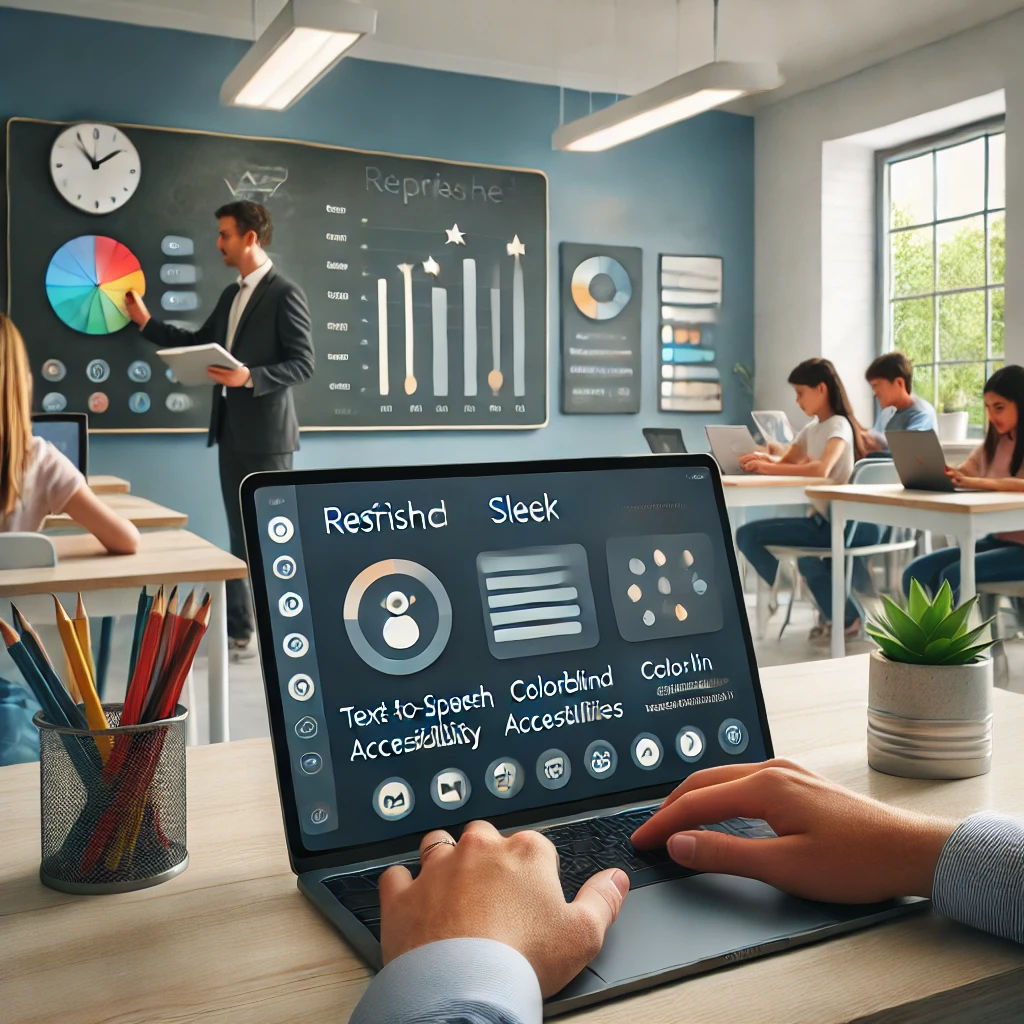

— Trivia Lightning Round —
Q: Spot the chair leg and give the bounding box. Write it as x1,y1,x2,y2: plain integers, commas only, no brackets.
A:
778,557,796,640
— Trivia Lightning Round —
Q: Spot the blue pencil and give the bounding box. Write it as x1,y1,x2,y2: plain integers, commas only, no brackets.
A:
127,588,152,682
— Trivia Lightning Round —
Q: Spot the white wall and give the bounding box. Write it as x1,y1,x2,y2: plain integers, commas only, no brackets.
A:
755,9,1024,418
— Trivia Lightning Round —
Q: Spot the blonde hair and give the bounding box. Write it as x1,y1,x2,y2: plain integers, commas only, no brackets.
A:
0,313,34,517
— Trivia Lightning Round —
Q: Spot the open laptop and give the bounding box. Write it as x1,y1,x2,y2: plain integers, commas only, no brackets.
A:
704,425,758,475
241,456,923,1016
643,427,687,454
887,429,964,492
751,410,795,446
32,411,88,474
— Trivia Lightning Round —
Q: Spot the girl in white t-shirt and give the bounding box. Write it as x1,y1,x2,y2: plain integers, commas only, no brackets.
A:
736,358,880,638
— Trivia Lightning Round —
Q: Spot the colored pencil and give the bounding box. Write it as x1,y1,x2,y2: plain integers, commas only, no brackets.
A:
53,597,112,760
73,593,96,684
126,587,151,682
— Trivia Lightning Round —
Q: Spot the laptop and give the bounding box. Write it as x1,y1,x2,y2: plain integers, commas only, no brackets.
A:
704,425,758,475
751,410,795,446
887,429,963,492
32,411,88,474
241,455,923,1016
643,427,687,454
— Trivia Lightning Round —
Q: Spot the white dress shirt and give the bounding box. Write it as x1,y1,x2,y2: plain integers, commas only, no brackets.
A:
223,258,272,391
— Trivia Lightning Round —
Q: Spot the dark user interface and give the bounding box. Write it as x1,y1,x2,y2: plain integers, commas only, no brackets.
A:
253,466,767,852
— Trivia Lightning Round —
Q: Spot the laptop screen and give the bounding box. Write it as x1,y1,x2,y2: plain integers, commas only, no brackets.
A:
243,456,770,862
32,414,87,472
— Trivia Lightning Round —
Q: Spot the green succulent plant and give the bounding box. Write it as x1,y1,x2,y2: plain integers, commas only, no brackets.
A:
867,578,995,666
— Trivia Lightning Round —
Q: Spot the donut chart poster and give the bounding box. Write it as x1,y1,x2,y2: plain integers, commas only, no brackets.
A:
5,117,548,433
559,242,642,414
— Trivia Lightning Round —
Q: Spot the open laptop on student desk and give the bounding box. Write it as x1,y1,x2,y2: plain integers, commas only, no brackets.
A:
241,456,924,1017
643,427,687,454
704,425,759,474
888,429,969,492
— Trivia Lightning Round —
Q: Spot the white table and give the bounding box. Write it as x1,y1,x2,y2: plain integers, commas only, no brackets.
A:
805,484,1024,658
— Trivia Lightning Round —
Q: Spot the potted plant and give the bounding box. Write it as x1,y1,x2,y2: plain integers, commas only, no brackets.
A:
865,579,994,780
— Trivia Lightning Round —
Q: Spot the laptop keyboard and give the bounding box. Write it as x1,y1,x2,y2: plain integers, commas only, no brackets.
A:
322,807,775,941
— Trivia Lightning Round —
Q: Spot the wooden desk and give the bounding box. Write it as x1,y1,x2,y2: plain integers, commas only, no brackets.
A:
0,530,246,743
42,493,188,532
86,474,130,494
806,484,1024,658
722,474,824,509
2,656,1021,1023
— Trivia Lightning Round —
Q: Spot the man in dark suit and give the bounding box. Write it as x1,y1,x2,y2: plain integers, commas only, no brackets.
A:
125,200,314,653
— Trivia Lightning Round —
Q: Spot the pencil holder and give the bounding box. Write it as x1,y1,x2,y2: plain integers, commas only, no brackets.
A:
34,703,189,894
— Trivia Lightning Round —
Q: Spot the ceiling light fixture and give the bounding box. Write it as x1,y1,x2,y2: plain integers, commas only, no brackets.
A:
222,0,378,111
552,0,781,152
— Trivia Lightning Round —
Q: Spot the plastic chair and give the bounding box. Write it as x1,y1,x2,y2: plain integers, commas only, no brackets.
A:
766,459,917,638
0,533,57,570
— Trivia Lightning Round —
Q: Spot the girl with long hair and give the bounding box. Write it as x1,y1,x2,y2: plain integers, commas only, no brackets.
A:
902,364,1024,598
736,358,881,639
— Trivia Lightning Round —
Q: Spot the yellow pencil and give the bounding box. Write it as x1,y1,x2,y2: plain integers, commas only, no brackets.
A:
74,593,96,684
53,596,112,760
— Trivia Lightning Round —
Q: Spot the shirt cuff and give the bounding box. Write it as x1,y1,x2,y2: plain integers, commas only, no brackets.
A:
349,938,543,1024
932,811,1024,944
244,368,253,388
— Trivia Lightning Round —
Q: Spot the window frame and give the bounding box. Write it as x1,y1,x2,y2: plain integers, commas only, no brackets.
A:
875,116,1006,430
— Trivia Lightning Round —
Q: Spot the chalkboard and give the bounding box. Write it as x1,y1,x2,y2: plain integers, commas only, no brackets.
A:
5,118,549,432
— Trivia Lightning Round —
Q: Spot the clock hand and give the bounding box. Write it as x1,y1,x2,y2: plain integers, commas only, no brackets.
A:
76,131,99,170
95,149,124,166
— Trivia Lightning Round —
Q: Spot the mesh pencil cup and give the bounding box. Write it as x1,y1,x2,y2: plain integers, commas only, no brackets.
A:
34,703,189,894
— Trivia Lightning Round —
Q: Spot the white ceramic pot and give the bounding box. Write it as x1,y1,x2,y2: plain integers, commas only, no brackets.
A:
867,649,992,779
937,411,969,443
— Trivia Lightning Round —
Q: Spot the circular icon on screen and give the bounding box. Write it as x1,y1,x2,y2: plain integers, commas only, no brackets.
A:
283,632,309,658
166,392,192,413
310,803,330,825
485,757,525,800
294,716,318,739
41,392,67,412
86,358,110,383
373,777,414,821
88,392,109,414
288,673,315,701
718,718,749,756
279,592,303,617
431,767,471,810
273,555,297,580
128,360,152,382
128,392,150,414
631,732,664,770
268,516,294,544
571,255,633,321
584,740,618,780
42,359,66,382
299,751,322,775
676,725,706,764
536,748,571,790
343,559,452,676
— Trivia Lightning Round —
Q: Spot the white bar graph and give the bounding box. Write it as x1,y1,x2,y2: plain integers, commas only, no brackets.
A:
463,259,477,396
432,287,448,397
377,277,389,396
398,263,416,395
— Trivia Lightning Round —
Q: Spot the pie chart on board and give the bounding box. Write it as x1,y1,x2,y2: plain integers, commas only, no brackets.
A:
45,235,146,335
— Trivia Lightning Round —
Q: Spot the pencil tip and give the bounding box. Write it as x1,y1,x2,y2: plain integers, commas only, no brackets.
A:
0,618,18,646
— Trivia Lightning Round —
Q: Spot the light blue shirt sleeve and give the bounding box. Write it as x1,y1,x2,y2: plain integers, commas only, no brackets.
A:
349,938,542,1024
885,396,938,434
932,812,1024,944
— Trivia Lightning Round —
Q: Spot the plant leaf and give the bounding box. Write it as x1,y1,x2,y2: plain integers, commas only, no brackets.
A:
928,600,975,642
920,580,954,636
869,630,929,664
937,620,994,657
937,642,996,665
924,637,955,659
881,595,928,653
907,578,929,622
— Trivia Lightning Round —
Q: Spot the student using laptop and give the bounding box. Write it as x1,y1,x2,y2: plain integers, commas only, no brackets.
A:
863,352,937,452
349,762,1023,1023
734,358,878,639
902,365,1024,599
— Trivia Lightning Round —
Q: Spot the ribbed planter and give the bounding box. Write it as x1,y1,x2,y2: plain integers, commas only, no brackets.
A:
867,649,992,779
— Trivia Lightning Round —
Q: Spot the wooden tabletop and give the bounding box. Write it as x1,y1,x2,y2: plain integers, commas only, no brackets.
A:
806,483,1024,515
42,493,188,532
0,529,246,596
2,656,1021,1023
85,475,130,494
721,474,824,488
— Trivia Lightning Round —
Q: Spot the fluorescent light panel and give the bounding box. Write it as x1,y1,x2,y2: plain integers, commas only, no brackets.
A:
222,0,377,111
553,62,782,152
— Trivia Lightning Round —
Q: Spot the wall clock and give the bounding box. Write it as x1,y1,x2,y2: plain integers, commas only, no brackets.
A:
49,123,141,214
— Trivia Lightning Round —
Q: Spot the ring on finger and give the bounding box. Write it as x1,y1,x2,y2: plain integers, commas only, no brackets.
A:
421,838,457,858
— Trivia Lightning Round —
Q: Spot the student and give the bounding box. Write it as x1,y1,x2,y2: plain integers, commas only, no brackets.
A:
349,762,1023,1023
735,358,880,638
863,351,938,452
902,364,1024,598
0,313,139,765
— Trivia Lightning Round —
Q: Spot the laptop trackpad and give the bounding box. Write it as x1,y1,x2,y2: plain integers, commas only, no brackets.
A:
588,873,837,984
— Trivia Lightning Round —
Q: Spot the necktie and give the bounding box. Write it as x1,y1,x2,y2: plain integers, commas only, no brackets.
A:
226,281,248,352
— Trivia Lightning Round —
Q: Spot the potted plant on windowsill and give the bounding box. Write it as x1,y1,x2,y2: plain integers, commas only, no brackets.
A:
865,579,995,780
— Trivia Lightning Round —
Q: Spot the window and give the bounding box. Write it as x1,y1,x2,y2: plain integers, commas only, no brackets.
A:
881,121,1005,432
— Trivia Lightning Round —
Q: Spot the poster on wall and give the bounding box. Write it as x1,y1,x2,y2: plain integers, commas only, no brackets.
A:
6,117,549,432
559,242,642,414
657,254,723,413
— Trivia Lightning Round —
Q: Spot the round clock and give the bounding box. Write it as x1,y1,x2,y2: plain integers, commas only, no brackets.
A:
49,123,141,215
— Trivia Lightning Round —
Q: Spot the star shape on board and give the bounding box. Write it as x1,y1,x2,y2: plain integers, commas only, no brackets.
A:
397,263,414,274
445,223,466,245
506,234,526,257
423,255,441,276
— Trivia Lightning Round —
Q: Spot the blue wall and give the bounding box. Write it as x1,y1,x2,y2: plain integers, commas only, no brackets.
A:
0,8,754,549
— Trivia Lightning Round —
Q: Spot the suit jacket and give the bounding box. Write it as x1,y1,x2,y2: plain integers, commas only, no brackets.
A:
141,267,314,453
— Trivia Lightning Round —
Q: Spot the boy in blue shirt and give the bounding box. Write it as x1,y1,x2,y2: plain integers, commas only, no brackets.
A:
864,352,937,452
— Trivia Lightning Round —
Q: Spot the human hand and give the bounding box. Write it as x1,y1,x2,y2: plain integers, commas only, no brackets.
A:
124,289,150,328
944,467,987,490
766,440,787,456
631,760,956,903
207,365,251,387
739,451,774,473
379,821,629,996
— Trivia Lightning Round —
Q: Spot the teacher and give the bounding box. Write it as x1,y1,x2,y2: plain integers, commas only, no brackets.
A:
125,200,315,656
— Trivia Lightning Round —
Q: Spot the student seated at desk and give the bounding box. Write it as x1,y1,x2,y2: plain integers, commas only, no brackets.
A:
0,314,139,766
734,358,880,639
863,351,937,453
903,364,1024,599
349,761,1023,1024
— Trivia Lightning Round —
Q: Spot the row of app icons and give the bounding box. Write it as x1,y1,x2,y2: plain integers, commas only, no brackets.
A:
297,719,749,826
